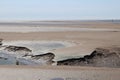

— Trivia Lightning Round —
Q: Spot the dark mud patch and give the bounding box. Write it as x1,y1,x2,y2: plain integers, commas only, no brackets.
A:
57,47,120,68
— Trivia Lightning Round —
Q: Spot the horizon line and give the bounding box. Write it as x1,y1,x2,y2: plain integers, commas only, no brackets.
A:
0,19,120,22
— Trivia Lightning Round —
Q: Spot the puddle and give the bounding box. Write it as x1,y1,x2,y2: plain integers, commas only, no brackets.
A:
3,41,74,54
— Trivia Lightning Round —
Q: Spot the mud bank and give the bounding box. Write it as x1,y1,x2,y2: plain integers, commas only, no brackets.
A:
57,47,120,68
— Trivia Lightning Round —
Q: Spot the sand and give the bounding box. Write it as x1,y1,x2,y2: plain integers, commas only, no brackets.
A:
0,21,120,80
0,66,119,80
0,28,120,60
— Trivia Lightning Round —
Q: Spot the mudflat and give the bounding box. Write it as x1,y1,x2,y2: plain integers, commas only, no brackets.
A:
0,21,120,80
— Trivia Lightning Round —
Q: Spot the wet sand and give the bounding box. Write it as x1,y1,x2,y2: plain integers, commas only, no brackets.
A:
0,31,120,60
0,21,120,80
0,66,120,80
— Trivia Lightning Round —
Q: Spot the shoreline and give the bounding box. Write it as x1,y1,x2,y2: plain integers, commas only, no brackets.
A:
0,26,120,33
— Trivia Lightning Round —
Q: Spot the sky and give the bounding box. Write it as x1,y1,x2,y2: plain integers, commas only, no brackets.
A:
0,0,120,21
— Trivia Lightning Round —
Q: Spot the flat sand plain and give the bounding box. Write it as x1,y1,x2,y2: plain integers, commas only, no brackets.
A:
0,66,120,80
0,21,120,80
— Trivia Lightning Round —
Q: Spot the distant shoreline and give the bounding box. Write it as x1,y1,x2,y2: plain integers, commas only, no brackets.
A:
0,26,119,33
0,19,120,23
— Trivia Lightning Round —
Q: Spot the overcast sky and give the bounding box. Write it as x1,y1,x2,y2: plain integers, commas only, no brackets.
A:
0,0,120,20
